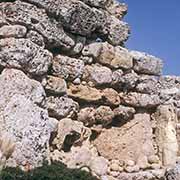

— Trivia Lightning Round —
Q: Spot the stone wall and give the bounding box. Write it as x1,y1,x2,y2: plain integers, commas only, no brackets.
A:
0,0,180,179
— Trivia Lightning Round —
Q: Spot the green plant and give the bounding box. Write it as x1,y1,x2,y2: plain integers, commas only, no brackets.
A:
0,161,98,180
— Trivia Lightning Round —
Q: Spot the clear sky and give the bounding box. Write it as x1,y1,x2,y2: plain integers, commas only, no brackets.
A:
121,0,180,75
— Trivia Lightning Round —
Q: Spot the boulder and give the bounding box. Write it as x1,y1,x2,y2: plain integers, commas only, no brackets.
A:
154,105,178,167
46,96,79,119
93,113,155,161
67,84,103,102
42,75,67,95
130,51,163,76
0,38,52,75
52,55,84,81
83,64,112,86
0,1,75,49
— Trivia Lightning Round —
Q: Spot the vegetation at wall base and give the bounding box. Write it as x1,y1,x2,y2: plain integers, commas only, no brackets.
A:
0,161,98,180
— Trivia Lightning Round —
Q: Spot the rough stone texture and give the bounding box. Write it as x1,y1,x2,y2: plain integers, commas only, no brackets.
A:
113,105,135,121
83,64,112,86
52,55,85,81
93,113,155,162
0,38,52,75
154,105,178,166
120,92,161,108
0,69,45,106
52,118,91,150
46,96,79,119
130,51,163,76
42,75,67,95
0,1,75,49
0,25,27,38
78,107,97,127
165,164,180,180
0,0,179,178
67,84,103,102
98,43,133,69
95,106,114,126
0,69,51,169
102,88,121,106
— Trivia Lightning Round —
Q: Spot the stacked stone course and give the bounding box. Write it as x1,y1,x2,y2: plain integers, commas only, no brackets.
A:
0,0,180,179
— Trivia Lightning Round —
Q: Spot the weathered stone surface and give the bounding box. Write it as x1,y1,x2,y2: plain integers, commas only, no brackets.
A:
0,1,75,49
154,105,178,167
112,70,139,90
107,16,129,46
78,107,96,127
83,64,112,86
136,75,159,94
113,105,135,121
165,164,180,180
26,30,45,47
82,42,102,59
120,92,161,108
22,0,129,45
0,69,45,106
118,169,165,180
93,113,155,161
52,55,84,81
130,51,163,75
0,25,27,38
46,96,79,119
95,106,114,126
67,84,103,102
42,75,67,95
0,38,52,75
98,43,133,69
1,95,51,169
52,118,91,150
102,88,121,106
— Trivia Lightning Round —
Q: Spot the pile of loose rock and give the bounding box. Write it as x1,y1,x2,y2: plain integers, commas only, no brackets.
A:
0,0,180,179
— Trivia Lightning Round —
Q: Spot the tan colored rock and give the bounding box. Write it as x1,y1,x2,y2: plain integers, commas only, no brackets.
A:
95,106,114,127
53,118,91,150
136,155,149,170
102,88,121,106
67,84,103,102
98,42,133,69
77,107,96,127
155,105,178,167
42,75,67,95
110,163,120,171
93,113,155,162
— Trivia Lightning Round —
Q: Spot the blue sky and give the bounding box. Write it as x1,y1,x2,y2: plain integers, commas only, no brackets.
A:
121,0,180,75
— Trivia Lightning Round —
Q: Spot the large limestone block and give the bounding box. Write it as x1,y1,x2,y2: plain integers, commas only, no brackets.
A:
0,68,45,106
0,38,52,75
130,51,163,76
93,113,155,161
0,95,51,169
52,55,84,81
0,1,75,49
154,105,178,167
67,84,103,102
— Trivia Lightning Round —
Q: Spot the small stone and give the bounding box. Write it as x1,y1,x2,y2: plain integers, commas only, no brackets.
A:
95,106,114,127
137,155,149,170
102,88,121,106
110,163,119,171
42,75,67,95
109,171,120,177
126,160,135,167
